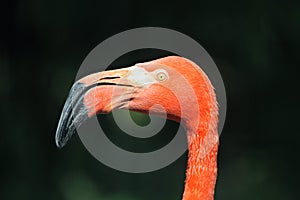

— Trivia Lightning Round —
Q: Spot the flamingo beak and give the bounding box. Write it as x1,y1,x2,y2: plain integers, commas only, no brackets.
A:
55,67,137,148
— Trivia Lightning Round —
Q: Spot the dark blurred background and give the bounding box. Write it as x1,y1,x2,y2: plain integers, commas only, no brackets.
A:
1,0,300,199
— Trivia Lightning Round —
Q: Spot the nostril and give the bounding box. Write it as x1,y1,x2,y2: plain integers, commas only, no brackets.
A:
96,82,134,87
99,76,120,80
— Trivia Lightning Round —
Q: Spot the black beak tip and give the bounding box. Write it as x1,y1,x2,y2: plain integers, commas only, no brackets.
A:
55,122,75,148
55,132,70,148
55,130,67,148
55,82,89,149
55,139,64,149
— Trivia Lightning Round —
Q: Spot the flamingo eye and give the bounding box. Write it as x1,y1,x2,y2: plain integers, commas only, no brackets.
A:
156,71,167,82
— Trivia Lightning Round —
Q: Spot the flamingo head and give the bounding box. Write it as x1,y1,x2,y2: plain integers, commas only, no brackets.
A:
55,56,209,148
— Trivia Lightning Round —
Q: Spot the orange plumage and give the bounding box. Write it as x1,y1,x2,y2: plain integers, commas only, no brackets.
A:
56,56,219,200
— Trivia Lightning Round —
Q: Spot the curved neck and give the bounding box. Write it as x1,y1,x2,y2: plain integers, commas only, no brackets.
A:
182,70,219,200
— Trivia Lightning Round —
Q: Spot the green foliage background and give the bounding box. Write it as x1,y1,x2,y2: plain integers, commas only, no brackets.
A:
1,0,300,199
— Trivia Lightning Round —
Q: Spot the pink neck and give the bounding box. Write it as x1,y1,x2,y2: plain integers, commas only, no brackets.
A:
181,64,219,200
182,131,219,200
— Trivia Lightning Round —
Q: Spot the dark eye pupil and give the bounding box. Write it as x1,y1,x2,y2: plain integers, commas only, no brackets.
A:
157,72,167,81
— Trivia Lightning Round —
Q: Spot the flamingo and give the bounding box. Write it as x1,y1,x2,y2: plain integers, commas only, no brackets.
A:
56,56,219,200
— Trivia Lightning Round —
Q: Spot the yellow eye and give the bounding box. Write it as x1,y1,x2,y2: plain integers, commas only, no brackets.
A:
156,72,167,81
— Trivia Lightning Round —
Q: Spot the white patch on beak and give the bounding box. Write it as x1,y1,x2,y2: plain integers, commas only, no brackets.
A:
126,66,169,87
